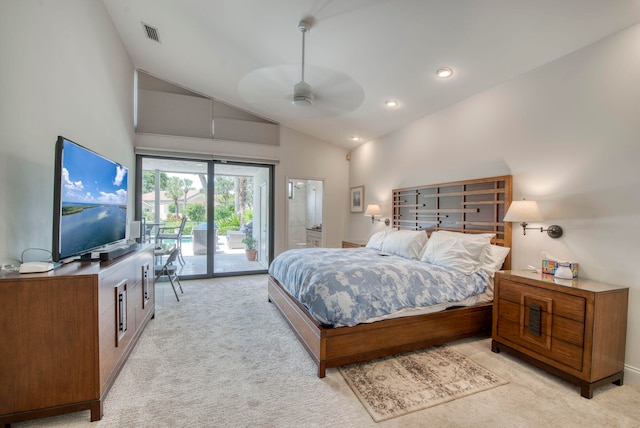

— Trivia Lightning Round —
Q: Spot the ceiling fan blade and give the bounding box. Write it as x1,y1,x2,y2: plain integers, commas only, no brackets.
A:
237,65,297,104
238,64,364,117
237,17,364,118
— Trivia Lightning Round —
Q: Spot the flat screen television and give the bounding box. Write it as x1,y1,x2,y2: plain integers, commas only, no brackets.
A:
52,136,129,262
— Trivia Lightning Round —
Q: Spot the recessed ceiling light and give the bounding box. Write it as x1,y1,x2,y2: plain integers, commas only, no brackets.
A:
385,100,399,108
350,136,361,141
436,67,453,78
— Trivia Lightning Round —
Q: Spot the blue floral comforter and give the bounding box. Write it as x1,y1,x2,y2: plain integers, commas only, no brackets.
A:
268,248,489,327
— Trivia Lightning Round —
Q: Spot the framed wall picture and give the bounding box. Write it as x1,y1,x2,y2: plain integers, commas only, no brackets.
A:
350,185,364,213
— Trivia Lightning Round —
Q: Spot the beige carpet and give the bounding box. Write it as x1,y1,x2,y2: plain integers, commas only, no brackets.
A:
340,346,508,422
12,275,640,428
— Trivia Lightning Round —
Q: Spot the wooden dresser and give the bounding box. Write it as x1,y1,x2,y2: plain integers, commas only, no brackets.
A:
491,270,628,398
0,245,154,425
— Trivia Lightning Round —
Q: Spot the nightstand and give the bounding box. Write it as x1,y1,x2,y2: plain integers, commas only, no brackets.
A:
491,270,628,398
341,240,367,248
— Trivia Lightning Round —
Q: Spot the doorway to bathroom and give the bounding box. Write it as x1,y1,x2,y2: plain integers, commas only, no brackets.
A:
286,178,324,250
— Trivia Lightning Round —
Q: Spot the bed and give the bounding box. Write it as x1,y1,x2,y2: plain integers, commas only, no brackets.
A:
268,175,512,377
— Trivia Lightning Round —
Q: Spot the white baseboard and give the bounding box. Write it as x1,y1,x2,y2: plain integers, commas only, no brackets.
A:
624,364,640,387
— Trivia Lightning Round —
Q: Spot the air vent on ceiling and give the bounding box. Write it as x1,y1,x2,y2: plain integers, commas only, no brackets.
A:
142,22,160,43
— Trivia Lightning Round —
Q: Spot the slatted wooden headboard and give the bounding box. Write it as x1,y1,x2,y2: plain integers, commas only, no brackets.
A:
392,175,513,268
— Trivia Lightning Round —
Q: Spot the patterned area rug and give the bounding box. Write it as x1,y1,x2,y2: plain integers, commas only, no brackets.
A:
339,345,508,422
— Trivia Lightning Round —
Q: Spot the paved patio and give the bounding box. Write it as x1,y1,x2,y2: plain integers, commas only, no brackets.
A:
175,235,266,276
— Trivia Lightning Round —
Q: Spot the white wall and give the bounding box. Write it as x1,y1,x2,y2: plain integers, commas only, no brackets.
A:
348,24,640,385
275,128,349,252
0,0,135,266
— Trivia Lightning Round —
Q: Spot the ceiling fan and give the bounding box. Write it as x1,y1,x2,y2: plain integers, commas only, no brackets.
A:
292,20,314,106
237,18,364,117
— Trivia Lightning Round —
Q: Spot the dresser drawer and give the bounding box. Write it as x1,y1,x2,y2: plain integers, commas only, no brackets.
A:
498,279,586,323
496,279,587,371
495,298,585,371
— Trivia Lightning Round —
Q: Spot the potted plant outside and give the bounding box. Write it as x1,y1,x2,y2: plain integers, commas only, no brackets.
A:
242,236,257,261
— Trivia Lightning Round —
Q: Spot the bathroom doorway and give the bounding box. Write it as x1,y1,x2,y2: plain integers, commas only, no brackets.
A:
286,178,324,250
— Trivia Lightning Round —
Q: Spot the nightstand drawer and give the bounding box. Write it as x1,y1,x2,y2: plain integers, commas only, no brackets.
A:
499,279,586,323
495,299,585,371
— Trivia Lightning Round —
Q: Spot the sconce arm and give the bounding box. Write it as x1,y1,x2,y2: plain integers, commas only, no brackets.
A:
519,222,563,238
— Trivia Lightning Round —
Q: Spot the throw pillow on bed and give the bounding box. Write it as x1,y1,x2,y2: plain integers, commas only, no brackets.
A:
380,229,428,259
435,231,508,273
435,230,496,243
481,244,511,275
365,229,394,251
420,231,494,274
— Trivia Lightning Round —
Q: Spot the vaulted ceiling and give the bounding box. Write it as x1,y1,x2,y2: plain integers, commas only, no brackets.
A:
103,0,640,149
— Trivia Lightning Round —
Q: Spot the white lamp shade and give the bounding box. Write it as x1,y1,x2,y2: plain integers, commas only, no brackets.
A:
503,200,543,222
364,204,382,217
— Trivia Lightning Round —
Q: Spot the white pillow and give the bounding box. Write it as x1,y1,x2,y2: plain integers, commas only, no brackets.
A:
435,230,496,243
480,245,510,299
481,245,511,275
380,230,428,259
420,231,494,274
365,230,394,251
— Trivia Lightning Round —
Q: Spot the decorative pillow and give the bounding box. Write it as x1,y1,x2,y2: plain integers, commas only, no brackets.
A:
420,231,494,274
435,230,496,243
481,245,511,275
380,230,428,259
365,230,394,251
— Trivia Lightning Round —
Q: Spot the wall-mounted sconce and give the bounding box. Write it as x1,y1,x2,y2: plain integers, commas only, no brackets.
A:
364,204,390,226
503,200,563,238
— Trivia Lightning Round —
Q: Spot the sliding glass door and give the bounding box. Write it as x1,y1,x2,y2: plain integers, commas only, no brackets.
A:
136,156,273,278
212,162,272,275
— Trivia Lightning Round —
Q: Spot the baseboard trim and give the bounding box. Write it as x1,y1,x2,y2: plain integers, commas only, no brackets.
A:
624,364,640,387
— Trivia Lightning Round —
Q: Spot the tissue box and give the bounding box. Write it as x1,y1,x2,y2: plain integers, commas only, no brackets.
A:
542,259,579,278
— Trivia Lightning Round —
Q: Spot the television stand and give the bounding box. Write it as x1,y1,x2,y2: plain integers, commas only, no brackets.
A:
0,244,155,426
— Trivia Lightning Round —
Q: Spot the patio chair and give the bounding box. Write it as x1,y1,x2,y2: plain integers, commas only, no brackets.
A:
154,247,183,301
156,216,187,265
141,219,156,244
226,231,246,249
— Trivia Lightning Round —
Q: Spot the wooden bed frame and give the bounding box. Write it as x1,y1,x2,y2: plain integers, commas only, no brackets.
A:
268,175,512,378
268,276,494,377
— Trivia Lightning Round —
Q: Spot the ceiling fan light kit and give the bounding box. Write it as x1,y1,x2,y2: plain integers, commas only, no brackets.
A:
293,80,314,106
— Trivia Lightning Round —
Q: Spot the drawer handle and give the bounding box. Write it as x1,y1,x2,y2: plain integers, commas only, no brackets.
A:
118,289,127,333
528,304,541,337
